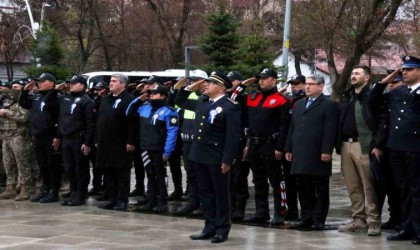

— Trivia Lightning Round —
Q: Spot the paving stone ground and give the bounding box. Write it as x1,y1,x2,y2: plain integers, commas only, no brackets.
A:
0,155,417,249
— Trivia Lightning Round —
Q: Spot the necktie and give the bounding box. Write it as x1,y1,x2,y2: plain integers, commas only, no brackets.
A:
209,100,214,105
306,99,313,109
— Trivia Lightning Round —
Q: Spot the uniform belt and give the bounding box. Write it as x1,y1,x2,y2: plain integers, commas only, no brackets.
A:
343,137,359,142
249,135,278,145
64,131,86,139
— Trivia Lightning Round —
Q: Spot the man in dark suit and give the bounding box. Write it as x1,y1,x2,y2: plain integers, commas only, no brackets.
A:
175,70,241,244
371,56,420,245
285,75,338,230
95,73,137,211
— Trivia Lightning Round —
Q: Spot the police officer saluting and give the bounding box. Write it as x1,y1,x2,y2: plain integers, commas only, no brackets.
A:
372,56,420,245
19,73,62,203
55,75,96,206
175,70,241,243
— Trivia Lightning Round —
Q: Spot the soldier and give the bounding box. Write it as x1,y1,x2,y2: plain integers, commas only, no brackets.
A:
372,56,420,245
241,68,291,226
127,85,179,212
96,74,136,211
19,73,62,203
55,75,96,206
0,80,31,201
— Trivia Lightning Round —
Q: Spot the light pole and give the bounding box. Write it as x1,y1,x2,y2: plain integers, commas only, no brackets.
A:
23,0,36,38
281,0,292,82
40,3,51,30
184,45,199,78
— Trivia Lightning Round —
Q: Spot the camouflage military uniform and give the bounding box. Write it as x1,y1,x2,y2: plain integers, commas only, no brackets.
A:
0,98,31,200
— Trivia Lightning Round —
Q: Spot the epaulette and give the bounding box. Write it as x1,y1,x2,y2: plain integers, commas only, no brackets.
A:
227,98,238,105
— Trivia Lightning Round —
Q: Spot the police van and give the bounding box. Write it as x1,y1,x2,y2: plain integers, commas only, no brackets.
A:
82,69,185,88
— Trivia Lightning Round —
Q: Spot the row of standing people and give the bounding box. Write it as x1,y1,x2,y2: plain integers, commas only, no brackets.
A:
0,55,418,245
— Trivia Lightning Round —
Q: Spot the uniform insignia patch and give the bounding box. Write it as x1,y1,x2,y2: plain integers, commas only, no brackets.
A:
75,97,81,103
228,98,238,104
405,56,410,60
216,107,223,113
170,117,178,124
270,99,277,105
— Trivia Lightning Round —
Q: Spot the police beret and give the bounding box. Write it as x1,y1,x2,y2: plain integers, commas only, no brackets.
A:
257,68,278,79
402,55,420,69
0,81,11,88
207,70,232,89
10,79,26,87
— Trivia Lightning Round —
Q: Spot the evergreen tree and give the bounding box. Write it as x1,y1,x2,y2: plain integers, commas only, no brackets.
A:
236,19,276,78
199,1,240,72
24,22,70,80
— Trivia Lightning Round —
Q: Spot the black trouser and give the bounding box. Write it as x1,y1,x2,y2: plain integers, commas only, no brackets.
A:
229,156,249,214
248,143,285,217
89,147,104,189
295,174,330,225
168,134,183,193
282,158,299,217
389,150,420,235
34,134,62,192
143,150,167,205
371,151,401,224
133,145,145,195
195,161,231,237
103,168,131,204
183,142,200,207
62,137,90,198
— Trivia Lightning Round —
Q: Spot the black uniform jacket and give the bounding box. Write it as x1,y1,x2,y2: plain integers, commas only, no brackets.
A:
370,83,420,152
175,87,241,165
96,90,137,169
57,91,96,146
19,89,59,137
285,94,338,176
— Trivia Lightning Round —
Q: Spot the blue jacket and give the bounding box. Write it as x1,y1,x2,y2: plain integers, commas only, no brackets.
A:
126,99,179,157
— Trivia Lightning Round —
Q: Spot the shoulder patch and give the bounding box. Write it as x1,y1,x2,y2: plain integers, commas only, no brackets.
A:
227,98,238,105
169,115,179,126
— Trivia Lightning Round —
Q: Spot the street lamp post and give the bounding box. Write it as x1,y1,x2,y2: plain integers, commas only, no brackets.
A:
40,3,51,30
281,0,292,82
23,0,36,38
184,45,199,78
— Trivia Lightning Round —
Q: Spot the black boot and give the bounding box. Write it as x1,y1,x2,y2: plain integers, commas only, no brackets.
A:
30,189,49,202
39,190,59,203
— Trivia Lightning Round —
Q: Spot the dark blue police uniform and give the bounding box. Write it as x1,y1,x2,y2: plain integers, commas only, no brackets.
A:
175,71,241,243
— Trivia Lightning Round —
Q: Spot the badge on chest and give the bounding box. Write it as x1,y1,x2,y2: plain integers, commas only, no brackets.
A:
208,107,223,124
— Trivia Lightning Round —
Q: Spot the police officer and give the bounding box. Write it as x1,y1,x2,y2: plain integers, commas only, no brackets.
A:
372,56,420,245
176,70,241,243
127,84,179,212
96,74,136,211
55,75,96,206
87,81,109,196
241,68,291,225
175,70,208,215
19,73,62,203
